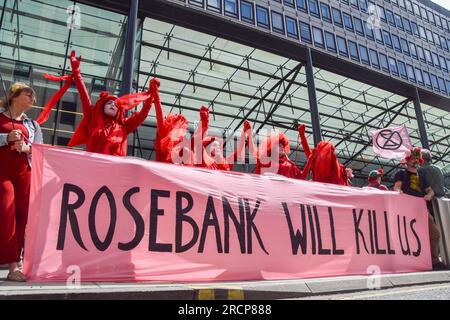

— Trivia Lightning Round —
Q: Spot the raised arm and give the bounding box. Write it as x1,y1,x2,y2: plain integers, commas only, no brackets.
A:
125,79,159,134
225,124,249,164
70,50,93,118
125,94,153,134
152,81,165,133
298,124,311,158
244,120,259,160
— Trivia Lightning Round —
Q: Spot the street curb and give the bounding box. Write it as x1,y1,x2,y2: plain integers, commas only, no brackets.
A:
1,271,450,300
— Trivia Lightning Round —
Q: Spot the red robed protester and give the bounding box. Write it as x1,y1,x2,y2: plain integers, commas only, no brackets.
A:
298,124,350,186
152,82,191,164
245,121,306,179
38,50,156,157
195,106,248,171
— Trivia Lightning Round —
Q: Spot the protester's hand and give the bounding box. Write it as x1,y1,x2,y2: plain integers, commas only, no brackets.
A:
149,78,160,94
244,120,252,132
298,124,306,136
345,167,354,179
7,130,22,143
70,50,82,72
14,141,30,154
200,106,209,123
424,194,433,201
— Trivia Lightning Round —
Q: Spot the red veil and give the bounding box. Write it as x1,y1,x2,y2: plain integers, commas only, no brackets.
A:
67,91,152,148
302,141,349,186
155,113,189,163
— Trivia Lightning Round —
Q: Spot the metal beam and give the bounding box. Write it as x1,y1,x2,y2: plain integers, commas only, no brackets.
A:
343,100,409,166
305,48,322,145
120,0,139,96
335,98,410,149
413,87,430,150
227,63,303,136
255,64,302,134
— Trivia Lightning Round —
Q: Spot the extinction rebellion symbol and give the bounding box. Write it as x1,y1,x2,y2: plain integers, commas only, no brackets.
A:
375,129,404,150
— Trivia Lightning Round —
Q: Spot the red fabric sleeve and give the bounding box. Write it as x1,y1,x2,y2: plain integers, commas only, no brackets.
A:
225,128,247,164
73,73,93,119
299,128,311,158
125,95,153,134
153,89,164,135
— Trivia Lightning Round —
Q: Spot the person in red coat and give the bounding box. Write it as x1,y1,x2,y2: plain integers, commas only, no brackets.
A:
298,124,350,186
245,121,306,179
0,82,43,282
151,80,191,165
67,51,155,156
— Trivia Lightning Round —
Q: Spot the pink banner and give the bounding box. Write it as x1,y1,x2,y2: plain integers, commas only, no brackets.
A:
24,144,431,282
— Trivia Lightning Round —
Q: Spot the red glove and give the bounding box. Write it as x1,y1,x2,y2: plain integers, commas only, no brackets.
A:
244,120,252,132
69,50,82,76
200,106,209,122
298,124,306,136
149,78,160,94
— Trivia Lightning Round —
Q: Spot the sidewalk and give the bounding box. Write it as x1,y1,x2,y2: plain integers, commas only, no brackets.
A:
1,269,450,300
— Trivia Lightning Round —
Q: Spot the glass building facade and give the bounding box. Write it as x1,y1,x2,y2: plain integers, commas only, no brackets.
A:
0,0,449,188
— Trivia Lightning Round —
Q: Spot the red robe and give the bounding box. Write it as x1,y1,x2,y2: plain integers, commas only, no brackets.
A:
300,130,349,186
253,132,306,179
68,74,152,157
255,154,305,179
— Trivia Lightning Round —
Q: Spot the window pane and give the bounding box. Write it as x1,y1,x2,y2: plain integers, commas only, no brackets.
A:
383,30,392,47
379,53,389,72
386,10,395,26
207,0,221,11
354,17,364,36
283,0,295,8
343,13,354,31
297,0,308,12
360,0,368,12
271,11,285,34
348,41,359,61
332,7,343,26
370,49,380,68
309,0,320,17
360,45,370,65
392,35,402,52
325,31,336,52
320,3,332,22
395,14,403,29
406,64,416,82
403,18,412,34
240,1,254,23
409,42,417,59
365,22,374,39
256,6,270,28
415,68,424,84
300,22,312,43
417,46,425,62
398,61,408,79
423,71,432,88
225,0,238,16
400,38,409,55
337,36,348,57
286,17,298,38
389,57,399,76
313,27,324,48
